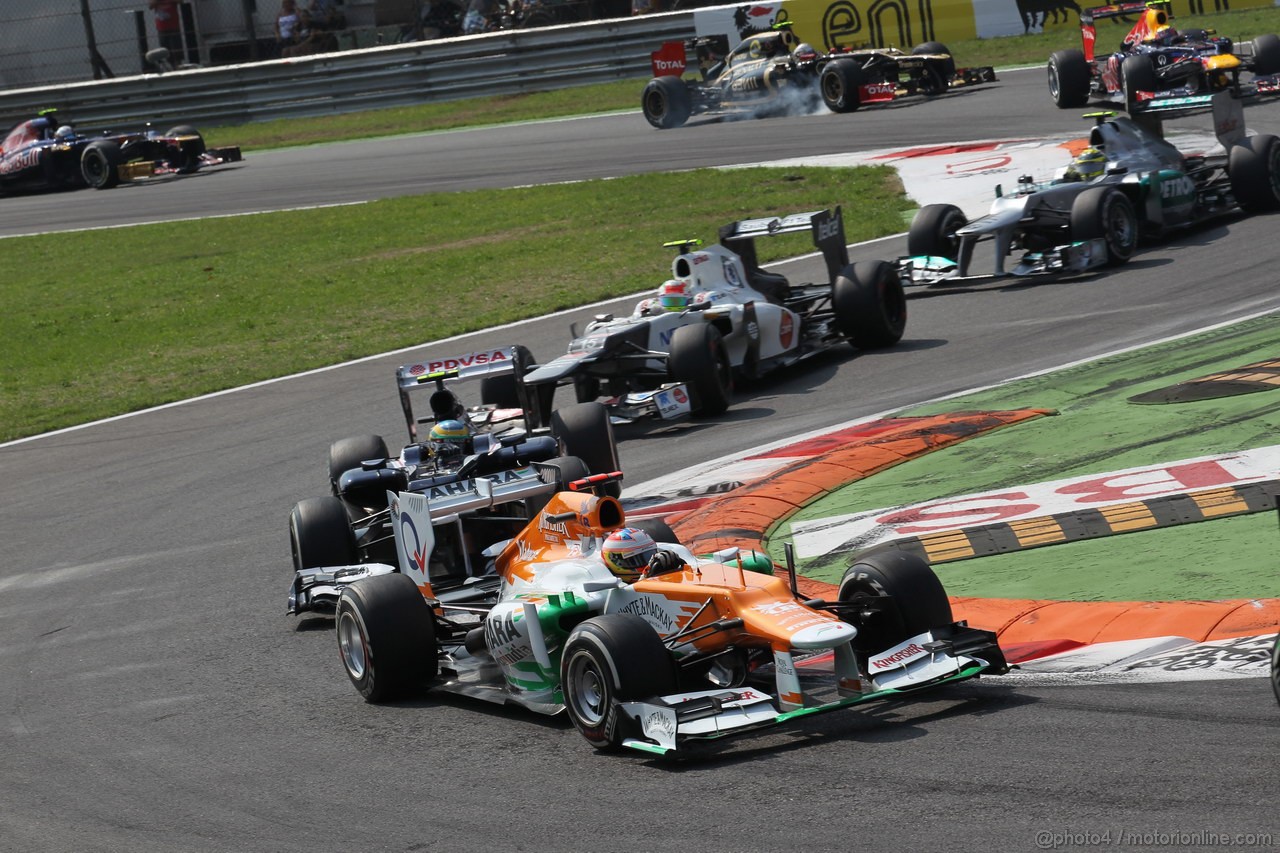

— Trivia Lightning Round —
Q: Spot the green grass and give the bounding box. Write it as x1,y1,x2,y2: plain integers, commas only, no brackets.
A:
0,166,910,442
203,5,1280,152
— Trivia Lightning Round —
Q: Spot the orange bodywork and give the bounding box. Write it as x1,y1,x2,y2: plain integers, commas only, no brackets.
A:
492,489,844,655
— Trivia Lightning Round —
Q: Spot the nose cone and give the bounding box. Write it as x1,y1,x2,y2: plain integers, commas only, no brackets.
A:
790,620,857,650
1204,54,1241,72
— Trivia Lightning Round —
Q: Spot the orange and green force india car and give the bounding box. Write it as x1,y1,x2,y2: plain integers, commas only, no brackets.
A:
330,472,1008,755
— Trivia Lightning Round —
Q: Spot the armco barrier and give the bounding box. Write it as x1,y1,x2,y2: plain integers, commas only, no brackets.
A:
0,13,696,130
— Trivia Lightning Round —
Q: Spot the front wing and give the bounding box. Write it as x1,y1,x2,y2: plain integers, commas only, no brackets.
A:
617,625,1007,755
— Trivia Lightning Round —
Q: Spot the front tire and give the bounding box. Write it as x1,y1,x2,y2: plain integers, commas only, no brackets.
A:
561,614,678,750
1048,49,1090,108
327,434,389,495
1122,54,1158,113
80,140,121,189
164,124,206,173
641,76,693,129
289,495,359,572
668,323,732,416
550,401,620,491
907,203,967,259
832,260,906,349
1251,34,1280,76
1070,187,1138,266
1228,133,1280,212
819,59,863,113
838,551,953,664
911,41,955,81
336,573,438,702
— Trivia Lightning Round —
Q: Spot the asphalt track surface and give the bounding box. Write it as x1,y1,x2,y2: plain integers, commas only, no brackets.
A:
2,68,1278,851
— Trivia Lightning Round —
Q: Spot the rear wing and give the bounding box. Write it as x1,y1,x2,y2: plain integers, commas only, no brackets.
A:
1079,0,1171,61
396,346,536,441
718,207,850,285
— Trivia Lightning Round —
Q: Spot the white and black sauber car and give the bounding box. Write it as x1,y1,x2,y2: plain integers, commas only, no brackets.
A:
521,207,908,421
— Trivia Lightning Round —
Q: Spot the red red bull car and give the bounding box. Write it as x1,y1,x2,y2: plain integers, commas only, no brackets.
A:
0,110,241,195
1048,0,1280,114
641,27,995,129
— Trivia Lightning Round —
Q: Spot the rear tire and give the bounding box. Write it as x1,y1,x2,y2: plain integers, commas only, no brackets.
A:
1228,133,1280,212
1070,187,1138,266
838,551,952,664
336,573,438,702
290,495,359,572
819,59,863,112
832,261,906,349
668,323,732,416
561,614,678,750
1048,49,1090,108
327,434,389,495
641,76,693,129
907,203,967,259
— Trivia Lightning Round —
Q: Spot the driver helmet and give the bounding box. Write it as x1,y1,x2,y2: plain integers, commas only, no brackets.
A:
658,278,693,312
54,125,75,140
1071,147,1107,181
427,418,469,463
792,42,818,61
600,527,657,582
429,388,466,422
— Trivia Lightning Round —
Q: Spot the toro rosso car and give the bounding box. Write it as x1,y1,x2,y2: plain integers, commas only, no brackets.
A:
1048,0,1280,114
521,208,907,421
330,473,1008,755
642,27,995,129
287,346,621,614
0,111,241,194
896,92,1280,287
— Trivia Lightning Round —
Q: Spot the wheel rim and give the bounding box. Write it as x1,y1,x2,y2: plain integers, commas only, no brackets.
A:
712,340,731,394
565,650,608,726
1107,198,1135,255
84,152,104,183
337,611,368,679
645,89,666,119
1048,64,1061,99
1269,143,1280,202
822,73,843,102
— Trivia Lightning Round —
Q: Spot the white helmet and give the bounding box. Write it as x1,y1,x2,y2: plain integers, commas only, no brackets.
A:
55,125,74,140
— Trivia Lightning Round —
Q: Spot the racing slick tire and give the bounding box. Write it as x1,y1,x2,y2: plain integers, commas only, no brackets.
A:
327,434,390,496
562,614,678,750
630,517,679,545
164,124,206,174
668,323,732,417
1250,34,1280,76
336,573,438,702
1070,187,1138,266
911,41,955,82
1048,49,1090,108
641,76,693,129
832,261,907,349
1121,54,1159,113
536,455,590,490
550,401,621,496
907,203,967,259
1227,133,1280,212
80,140,122,189
838,550,953,667
819,59,863,113
289,495,359,572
